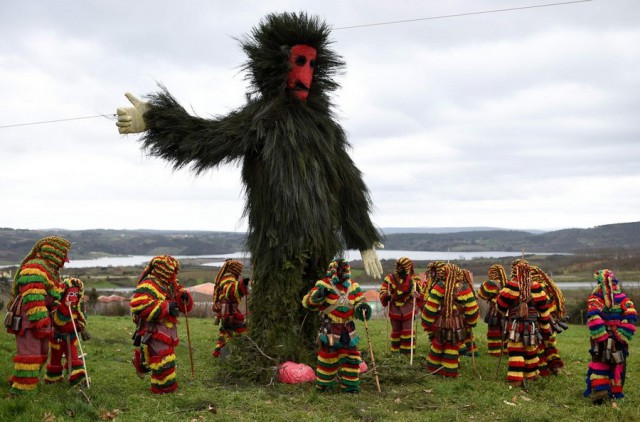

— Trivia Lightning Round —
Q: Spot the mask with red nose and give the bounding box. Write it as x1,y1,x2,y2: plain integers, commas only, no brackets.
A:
287,44,316,101
65,287,80,306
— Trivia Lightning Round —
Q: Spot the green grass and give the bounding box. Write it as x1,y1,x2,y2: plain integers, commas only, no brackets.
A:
1,316,639,421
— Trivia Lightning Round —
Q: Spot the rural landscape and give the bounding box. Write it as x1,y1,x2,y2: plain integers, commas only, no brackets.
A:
1,222,640,421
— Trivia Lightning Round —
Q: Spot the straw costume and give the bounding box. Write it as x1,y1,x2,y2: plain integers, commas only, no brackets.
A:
212,259,249,358
130,255,194,394
421,263,479,377
379,257,423,354
302,259,370,392
116,12,383,369
584,269,636,404
477,264,509,356
495,259,552,386
44,277,88,386
530,265,567,375
6,236,71,395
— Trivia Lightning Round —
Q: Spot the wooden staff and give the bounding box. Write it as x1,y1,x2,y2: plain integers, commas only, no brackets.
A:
410,283,417,366
68,303,90,388
469,328,481,380
362,309,381,393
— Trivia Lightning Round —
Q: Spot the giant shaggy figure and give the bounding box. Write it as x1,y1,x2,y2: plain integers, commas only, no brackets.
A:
116,12,382,366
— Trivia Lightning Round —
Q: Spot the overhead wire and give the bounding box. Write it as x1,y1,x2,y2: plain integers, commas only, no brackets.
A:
1,0,593,130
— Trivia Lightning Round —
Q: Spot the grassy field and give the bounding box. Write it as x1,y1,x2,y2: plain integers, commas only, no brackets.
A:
1,316,639,421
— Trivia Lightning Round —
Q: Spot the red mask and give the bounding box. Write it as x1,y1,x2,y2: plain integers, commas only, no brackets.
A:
287,44,316,101
65,287,80,306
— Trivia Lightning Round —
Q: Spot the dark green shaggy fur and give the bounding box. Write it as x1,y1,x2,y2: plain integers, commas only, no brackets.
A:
138,12,381,378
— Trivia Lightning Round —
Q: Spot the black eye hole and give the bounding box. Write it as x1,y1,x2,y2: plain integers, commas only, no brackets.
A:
309,59,315,68
295,55,306,66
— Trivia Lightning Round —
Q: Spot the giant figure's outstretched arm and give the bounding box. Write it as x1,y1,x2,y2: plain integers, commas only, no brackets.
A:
116,88,249,173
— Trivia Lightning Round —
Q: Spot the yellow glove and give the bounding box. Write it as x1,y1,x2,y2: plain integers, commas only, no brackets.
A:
116,92,150,134
360,243,383,279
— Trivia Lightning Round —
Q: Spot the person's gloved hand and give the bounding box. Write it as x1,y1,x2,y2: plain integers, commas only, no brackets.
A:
168,301,180,316
354,303,372,321
180,291,190,303
116,92,150,134
360,243,383,279
314,286,326,301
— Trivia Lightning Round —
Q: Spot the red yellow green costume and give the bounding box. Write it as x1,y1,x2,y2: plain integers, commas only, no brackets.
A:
495,259,552,386
421,263,479,377
530,265,566,375
44,277,88,386
584,269,636,403
7,236,70,395
302,260,371,392
379,257,423,354
477,264,508,356
130,256,194,394
212,259,248,357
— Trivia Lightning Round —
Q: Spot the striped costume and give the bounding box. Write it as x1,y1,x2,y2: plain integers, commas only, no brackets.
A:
530,265,566,376
212,259,248,357
44,277,88,386
302,260,370,392
379,257,423,354
477,264,508,356
7,236,70,395
584,269,636,403
421,263,479,377
495,259,552,386
130,256,194,394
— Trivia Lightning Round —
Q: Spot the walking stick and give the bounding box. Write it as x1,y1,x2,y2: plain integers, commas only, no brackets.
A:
469,328,481,380
362,309,382,393
410,288,417,366
183,299,196,378
68,303,90,388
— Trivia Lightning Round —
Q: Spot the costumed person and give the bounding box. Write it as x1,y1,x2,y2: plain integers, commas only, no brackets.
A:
44,277,88,386
460,268,479,357
116,12,383,369
130,255,194,394
212,259,249,358
477,264,509,357
379,257,423,354
584,269,636,404
6,236,71,396
530,265,567,376
421,263,479,377
301,259,370,392
495,259,552,387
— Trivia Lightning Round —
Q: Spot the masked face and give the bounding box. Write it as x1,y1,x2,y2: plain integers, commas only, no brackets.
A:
287,44,316,101
65,287,80,306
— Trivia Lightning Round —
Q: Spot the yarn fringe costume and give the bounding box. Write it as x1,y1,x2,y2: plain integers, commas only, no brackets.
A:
212,259,248,357
421,263,479,377
379,257,424,354
130,256,193,394
44,277,88,386
302,260,371,392
495,259,552,386
477,264,509,356
583,269,636,403
7,236,71,395
127,12,382,369
530,265,566,375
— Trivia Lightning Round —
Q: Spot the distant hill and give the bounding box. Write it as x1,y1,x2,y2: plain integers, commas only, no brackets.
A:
1,221,639,264
381,227,546,234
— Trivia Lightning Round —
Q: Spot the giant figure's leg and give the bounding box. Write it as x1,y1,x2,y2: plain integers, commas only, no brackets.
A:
315,343,339,390
338,346,362,393
10,330,48,394
147,334,178,394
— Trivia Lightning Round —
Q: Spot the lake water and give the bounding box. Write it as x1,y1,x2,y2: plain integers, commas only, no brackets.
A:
42,249,559,269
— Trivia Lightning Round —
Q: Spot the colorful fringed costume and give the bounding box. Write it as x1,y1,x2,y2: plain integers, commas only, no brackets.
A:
130,256,194,394
44,277,88,386
495,259,552,386
477,264,509,356
6,236,70,395
379,257,423,354
583,269,636,403
212,259,249,358
459,269,479,357
530,265,566,375
421,263,479,377
302,260,371,392
117,12,383,370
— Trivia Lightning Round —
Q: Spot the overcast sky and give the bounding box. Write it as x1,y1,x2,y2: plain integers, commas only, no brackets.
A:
1,0,638,233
